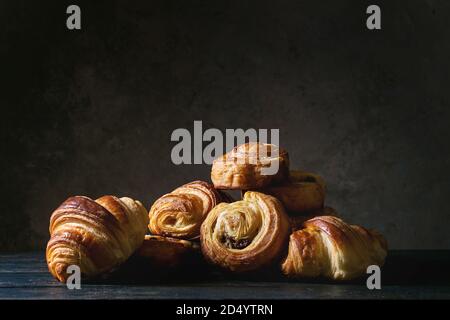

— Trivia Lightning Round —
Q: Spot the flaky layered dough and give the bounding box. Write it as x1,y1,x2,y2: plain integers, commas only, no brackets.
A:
200,191,290,272
281,216,387,280
148,181,225,239
136,235,200,269
46,195,148,282
211,142,289,189
256,170,326,213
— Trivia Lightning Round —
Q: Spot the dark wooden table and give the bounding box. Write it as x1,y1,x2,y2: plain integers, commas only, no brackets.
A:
1,251,450,299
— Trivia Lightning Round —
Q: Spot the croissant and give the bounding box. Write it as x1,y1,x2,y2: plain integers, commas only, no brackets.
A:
200,191,290,272
46,195,148,282
281,216,387,280
255,170,325,213
136,235,200,269
148,181,226,239
211,142,289,189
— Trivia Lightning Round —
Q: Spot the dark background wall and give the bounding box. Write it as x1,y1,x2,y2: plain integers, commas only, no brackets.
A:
1,0,449,251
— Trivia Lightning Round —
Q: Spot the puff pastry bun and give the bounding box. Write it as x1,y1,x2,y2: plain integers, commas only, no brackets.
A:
281,215,387,280
136,235,200,269
211,142,289,189
200,191,290,272
148,181,226,239
46,195,148,282
256,170,325,213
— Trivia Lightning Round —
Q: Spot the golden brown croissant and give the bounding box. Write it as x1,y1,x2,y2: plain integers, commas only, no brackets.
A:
255,170,326,213
148,181,226,239
211,142,290,189
46,195,148,282
136,235,200,269
200,191,290,272
281,215,387,280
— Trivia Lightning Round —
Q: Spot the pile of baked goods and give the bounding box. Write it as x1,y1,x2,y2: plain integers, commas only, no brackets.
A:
46,142,387,283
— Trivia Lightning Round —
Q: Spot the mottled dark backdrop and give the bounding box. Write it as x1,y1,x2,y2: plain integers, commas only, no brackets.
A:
1,0,449,251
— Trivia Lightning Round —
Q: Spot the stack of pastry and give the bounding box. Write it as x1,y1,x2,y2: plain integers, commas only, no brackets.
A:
46,181,228,281
206,142,387,280
46,142,387,283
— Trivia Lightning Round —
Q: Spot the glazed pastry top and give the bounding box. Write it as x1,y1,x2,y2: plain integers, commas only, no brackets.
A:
211,142,290,189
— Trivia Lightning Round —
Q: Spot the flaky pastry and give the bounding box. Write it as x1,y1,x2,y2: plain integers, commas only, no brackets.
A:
256,170,326,213
200,191,290,272
46,195,148,282
136,235,200,269
211,142,289,189
148,181,227,239
281,216,387,280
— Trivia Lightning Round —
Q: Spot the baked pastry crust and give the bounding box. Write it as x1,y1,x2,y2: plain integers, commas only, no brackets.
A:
148,181,226,239
136,235,200,269
200,191,290,272
46,195,148,282
256,170,326,213
211,142,289,189
281,215,387,280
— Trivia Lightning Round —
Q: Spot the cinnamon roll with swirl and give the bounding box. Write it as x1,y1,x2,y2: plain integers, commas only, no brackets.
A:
148,181,227,239
211,142,290,190
200,191,290,272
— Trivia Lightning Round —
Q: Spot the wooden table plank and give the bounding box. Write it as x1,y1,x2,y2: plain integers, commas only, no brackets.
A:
0,253,47,273
1,251,450,299
1,283,449,300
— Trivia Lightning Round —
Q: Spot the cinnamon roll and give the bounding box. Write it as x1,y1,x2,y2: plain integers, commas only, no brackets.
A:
200,191,290,272
148,181,227,239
